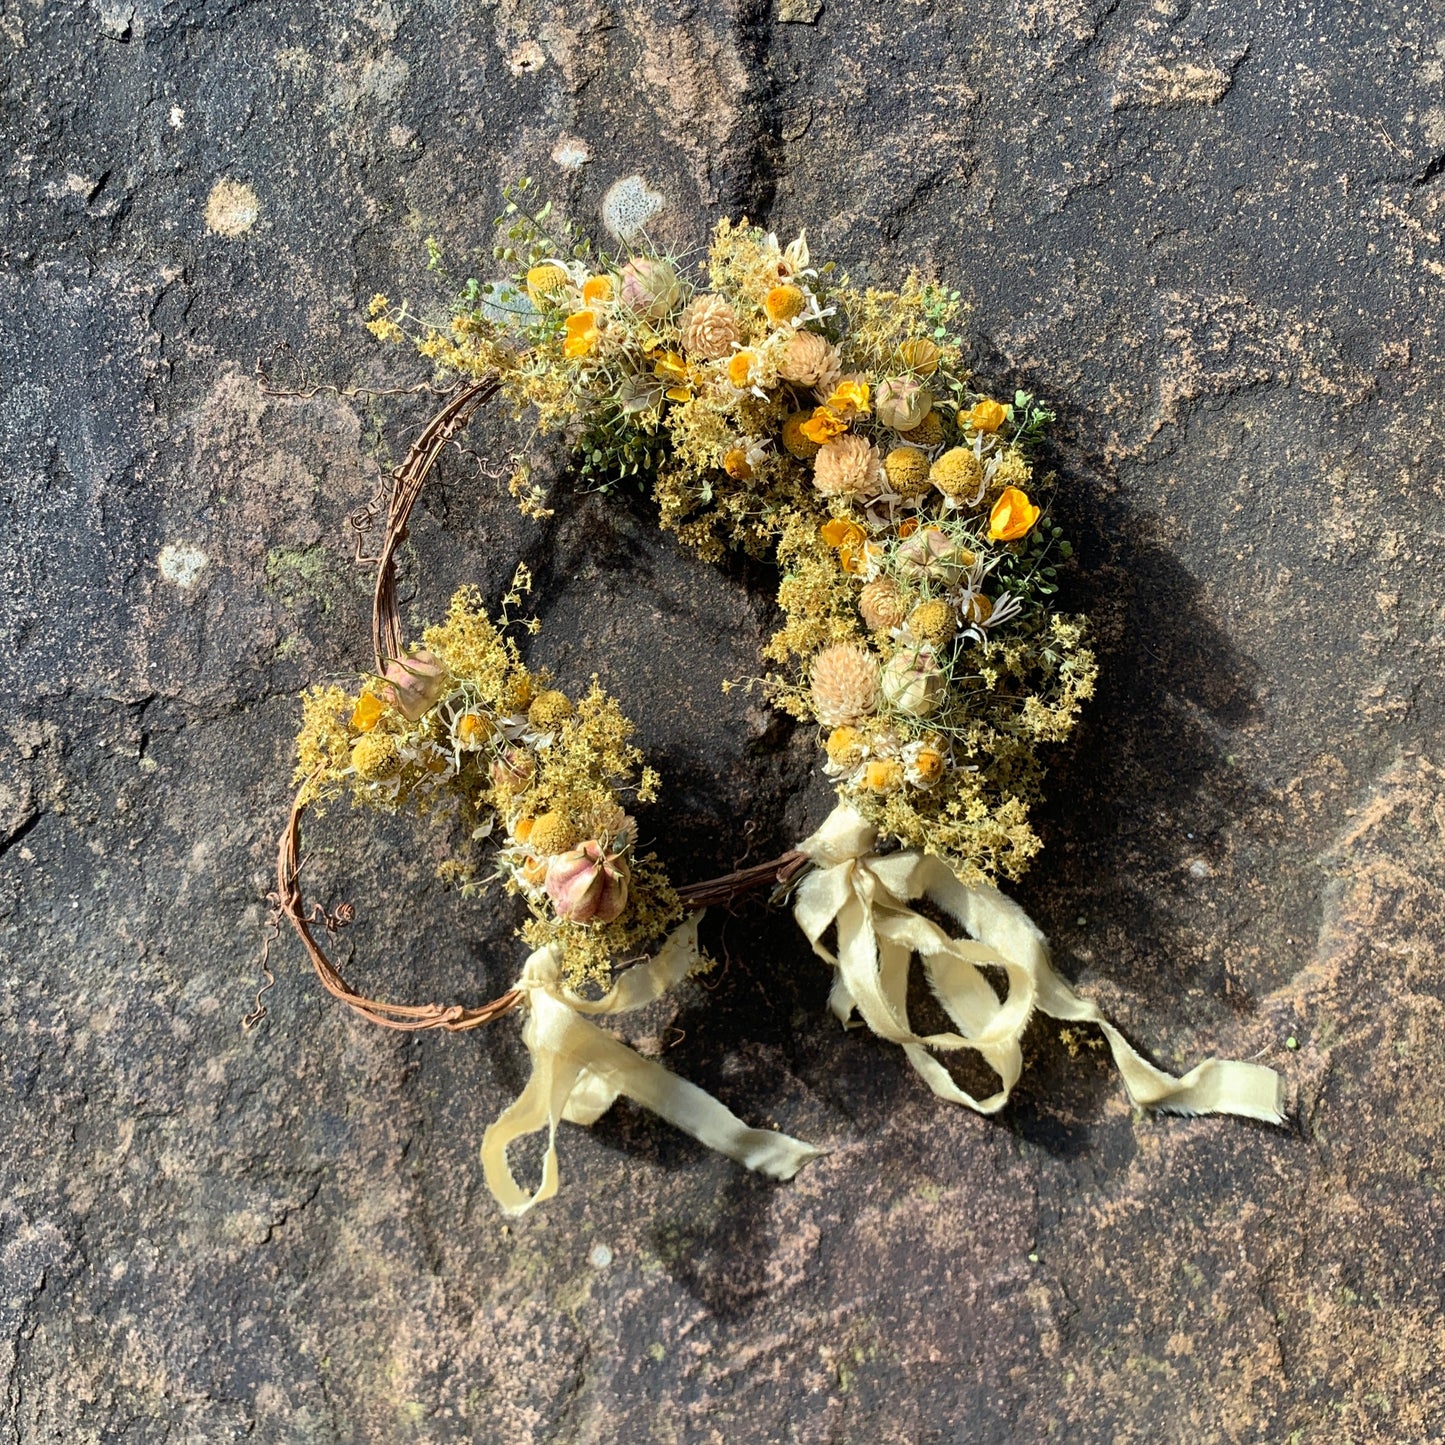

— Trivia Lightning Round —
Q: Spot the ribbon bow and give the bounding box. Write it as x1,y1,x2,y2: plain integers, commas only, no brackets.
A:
481,915,821,1216
792,805,1285,1123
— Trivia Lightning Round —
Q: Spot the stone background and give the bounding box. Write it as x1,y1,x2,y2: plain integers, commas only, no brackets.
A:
4,0,1444,1440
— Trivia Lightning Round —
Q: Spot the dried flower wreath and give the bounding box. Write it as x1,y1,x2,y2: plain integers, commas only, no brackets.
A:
276,187,1283,1216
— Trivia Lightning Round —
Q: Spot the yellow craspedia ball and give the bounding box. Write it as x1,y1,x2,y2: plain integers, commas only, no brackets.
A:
907,599,958,648
930,446,985,501
764,284,806,325
526,811,579,855
825,725,866,766
525,264,570,305
899,411,945,449
883,445,932,500
350,732,402,780
781,411,822,460
528,689,573,730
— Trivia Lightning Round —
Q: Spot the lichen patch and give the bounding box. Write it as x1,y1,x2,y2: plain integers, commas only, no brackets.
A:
204,180,259,238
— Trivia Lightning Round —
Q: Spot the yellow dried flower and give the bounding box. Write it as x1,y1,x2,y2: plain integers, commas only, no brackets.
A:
825,725,866,766
527,811,580,856
781,411,822,459
991,447,1031,492
811,644,881,727
525,264,570,306
899,411,945,449
581,275,614,306
864,758,904,794
989,486,1041,541
723,446,754,480
966,398,1009,434
897,338,941,377
564,309,600,359
930,446,985,501
859,578,908,633
778,330,842,392
813,434,885,498
907,599,958,648
678,294,741,360
800,406,849,445
883,445,932,500
350,732,402,780
764,284,806,325
824,378,871,418
350,694,385,732
820,517,867,549
498,671,534,714
528,689,574,729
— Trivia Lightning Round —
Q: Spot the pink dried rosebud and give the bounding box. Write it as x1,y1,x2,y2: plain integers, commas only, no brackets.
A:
380,649,447,721
544,840,632,925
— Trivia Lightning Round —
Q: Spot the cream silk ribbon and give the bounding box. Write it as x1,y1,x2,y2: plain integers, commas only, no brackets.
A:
481,915,821,1216
793,805,1285,1123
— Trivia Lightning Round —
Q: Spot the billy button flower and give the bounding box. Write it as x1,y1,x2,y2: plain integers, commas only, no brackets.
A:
988,486,1041,542
764,284,806,326
781,411,822,459
965,398,1009,434
525,263,571,307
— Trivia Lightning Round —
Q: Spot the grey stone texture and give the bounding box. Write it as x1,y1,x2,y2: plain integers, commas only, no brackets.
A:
3,0,1444,1440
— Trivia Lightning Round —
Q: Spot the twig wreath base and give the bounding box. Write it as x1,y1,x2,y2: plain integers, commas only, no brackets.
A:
273,207,1285,1216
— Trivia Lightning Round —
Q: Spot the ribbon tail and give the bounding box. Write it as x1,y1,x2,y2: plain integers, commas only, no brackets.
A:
1034,963,1285,1123
482,980,820,1217
480,994,585,1218
577,1022,821,1181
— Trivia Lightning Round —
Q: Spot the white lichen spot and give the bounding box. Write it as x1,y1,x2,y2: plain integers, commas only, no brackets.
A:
588,1242,614,1269
507,39,544,75
204,179,259,238
600,175,666,245
550,135,592,171
168,105,184,129
158,541,209,589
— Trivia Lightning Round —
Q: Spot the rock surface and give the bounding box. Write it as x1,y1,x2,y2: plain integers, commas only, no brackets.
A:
3,1,1444,1440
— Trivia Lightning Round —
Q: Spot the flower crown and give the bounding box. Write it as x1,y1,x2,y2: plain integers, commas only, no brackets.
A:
273,186,1284,1216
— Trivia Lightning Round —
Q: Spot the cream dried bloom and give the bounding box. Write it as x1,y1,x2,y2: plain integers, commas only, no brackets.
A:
678,294,741,360
859,578,908,633
811,644,881,727
813,434,885,499
778,330,842,392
